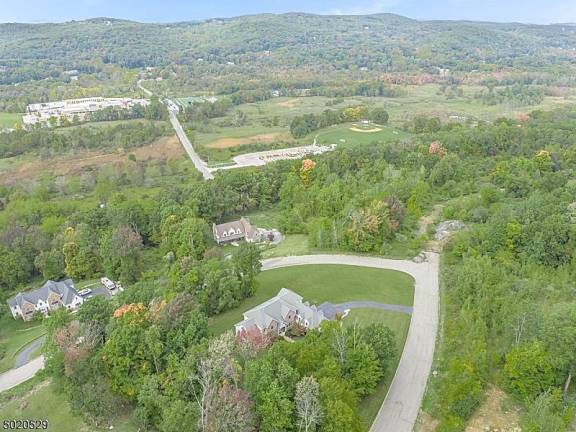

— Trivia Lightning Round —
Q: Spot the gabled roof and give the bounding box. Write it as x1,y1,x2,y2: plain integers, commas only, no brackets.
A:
213,217,257,241
7,279,78,309
235,288,326,332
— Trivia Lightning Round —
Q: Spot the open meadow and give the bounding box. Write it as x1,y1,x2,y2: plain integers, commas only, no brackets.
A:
184,83,576,163
0,113,22,129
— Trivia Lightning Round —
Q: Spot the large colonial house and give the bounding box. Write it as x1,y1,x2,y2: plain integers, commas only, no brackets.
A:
212,217,258,244
235,288,326,336
7,279,84,321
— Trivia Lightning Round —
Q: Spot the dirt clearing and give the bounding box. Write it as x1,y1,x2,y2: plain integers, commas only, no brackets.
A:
0,134,184,185
207,132,290,149
349,126,383,133
465,386,520,432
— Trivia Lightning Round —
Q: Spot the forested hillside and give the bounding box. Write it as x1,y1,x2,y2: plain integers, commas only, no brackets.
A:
1,14,576,85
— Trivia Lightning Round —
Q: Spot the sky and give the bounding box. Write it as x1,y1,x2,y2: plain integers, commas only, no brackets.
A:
1,0,576,24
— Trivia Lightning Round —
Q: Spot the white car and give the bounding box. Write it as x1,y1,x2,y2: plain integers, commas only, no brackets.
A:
100,277,117,291
78,288,92,297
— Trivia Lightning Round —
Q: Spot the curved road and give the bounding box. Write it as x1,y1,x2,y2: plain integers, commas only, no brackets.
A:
14,336,45,369
262,253,439,432
0,333,46,393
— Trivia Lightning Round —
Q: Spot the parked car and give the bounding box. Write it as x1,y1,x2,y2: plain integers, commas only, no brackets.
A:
78,288,92,297
101,277,117,291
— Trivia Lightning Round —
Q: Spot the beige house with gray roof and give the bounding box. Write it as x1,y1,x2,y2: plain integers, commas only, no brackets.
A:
234,288,326,336
7,279,84,321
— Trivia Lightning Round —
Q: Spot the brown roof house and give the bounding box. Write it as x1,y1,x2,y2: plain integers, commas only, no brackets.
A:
7,279,84,321
212,217,259,244
234,288,326,337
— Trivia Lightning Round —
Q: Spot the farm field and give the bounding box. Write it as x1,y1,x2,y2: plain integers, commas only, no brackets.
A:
0,134,184,186
0,314,46,374
0,113,22,129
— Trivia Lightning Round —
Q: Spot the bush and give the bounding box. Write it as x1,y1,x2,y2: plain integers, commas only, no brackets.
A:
504,341,557,401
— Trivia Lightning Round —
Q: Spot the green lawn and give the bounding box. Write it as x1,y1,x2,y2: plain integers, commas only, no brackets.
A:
0,380,138,432
0,314,46,374
0,112,22,129
344,309,411,428
261,234,311,258
209,264,414,335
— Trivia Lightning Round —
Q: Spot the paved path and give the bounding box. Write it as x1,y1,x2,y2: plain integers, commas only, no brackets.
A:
167,106,214,180
261,254,439,432
0,356,45,393
14,336,45,368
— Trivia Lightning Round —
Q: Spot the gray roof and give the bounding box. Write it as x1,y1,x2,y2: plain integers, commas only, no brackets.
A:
7,279,78,309
236,288,326,332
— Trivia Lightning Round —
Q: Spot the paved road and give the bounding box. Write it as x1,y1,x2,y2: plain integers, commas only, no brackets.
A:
0,356,45,393
14,336,45,368
137,79,153,97
261,254,439,432
167,106,214,180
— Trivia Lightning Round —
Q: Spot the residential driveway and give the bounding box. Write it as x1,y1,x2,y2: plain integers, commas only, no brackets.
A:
261,253,440,432
14,335,45,368
319,301,413,319
0,356,45,393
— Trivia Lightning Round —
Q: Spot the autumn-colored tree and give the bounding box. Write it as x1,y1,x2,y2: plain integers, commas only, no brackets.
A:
300,159,317,187
237,327,274,359
429,141,447,158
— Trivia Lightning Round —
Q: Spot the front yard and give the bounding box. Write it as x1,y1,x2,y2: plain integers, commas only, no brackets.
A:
209,264,414,335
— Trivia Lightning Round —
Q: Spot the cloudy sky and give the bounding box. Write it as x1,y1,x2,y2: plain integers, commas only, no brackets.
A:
2,0,576,24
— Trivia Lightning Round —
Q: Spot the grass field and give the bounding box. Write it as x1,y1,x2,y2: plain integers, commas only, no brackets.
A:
0,380,139,432
0,113,22,129
344,308,411,428
209,264,414,335
316,123,410,147
0,315,46,374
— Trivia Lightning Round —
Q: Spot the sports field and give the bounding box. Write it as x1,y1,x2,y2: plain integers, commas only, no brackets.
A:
316,123,410,146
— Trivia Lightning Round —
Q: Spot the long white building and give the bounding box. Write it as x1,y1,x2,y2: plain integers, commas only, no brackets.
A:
23,97,150,128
